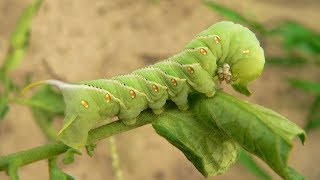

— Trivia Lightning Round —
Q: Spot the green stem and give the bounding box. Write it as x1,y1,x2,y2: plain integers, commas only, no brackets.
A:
8,164,19,180
0,110,155,172
108,137,123,180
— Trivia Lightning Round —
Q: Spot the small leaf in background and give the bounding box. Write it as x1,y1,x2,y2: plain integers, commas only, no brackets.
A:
49,157,75,180
202,0,266,34
1,0,43,73
31,108,59,141
153,107,240,177
10,0,43,48
238,149,271,180
266,56,306,66
0,99,10,120
19,85,65,114
0,72,16,95
288,79,320,94
305,96,320,132
195,91,306,179
271,21,320,55
1,47,27,73
27,85,65,140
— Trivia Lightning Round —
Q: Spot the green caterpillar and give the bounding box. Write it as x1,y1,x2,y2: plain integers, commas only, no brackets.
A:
24,21,265,148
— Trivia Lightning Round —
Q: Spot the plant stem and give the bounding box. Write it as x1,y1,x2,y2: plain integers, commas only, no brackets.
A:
108,137,123,180
0,110,156,172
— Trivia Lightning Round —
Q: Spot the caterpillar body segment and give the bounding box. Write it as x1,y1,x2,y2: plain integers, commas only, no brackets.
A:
186,21,264,95
24,21,265,148
133,67,191,110
44,80,122,148
59,60,214,148
166,46,218,77
78,79,148,125
185,35,222,68
153,62,216,97
112,74,168,115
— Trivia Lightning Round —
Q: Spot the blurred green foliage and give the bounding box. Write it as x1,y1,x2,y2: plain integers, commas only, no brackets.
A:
203,0,320,179
203,0,320,66
0,0,73,178
0,0,65,130
0,0,66,136
288,79,320,131
0,1,124,179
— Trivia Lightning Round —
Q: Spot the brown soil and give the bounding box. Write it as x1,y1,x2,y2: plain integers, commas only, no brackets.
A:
0,0,319,180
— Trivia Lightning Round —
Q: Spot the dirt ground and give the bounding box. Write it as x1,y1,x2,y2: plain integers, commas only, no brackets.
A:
0,0,320,180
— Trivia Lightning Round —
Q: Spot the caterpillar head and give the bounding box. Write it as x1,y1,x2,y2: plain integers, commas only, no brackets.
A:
196,21,265,96
217,45,265,96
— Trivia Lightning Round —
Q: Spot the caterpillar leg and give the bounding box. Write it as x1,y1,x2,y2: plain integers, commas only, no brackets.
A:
122,118,137,125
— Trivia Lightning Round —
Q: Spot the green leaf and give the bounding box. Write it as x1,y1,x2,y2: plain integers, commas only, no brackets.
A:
271,21,320,55
238,149,271,180
18,85,65,114
1,48,26,73
28,85,65,140
288,79,320,131
0,99,10,120
305,96,320,132
288,79,320,94
202,0,266,34
10,0,43,48
286,167,305,180
0,71,16,94
194,91,306,179
266,56,307,66
1,0,43,73
49,157,75,180
31,108,59,141
152,107,240,177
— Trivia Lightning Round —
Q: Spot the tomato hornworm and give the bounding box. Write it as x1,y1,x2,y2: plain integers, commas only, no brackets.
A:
24,21,265,148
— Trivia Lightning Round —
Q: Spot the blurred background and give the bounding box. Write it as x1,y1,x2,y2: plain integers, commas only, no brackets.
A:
0,0,319,179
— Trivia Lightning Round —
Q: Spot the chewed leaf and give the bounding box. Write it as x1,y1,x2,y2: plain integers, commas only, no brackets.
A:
153,109,240,177
195,91,306,179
